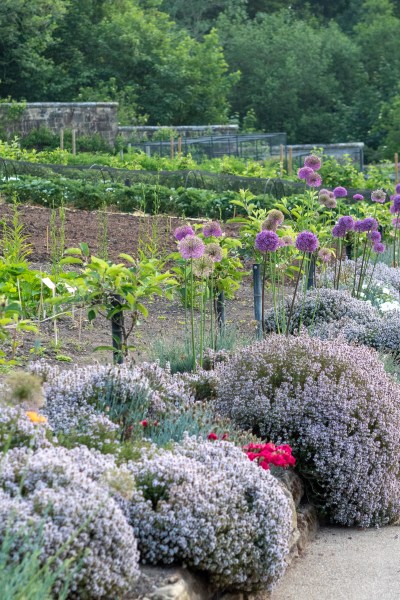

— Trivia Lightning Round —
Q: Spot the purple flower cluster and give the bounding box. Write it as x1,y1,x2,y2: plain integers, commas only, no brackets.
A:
354,217,379,233
298,155,322,187
203,221,222,238
319,189,337,209
295,231,319,253
332,215,355,238
179,235,205,259
255,230,280,253
214,333,400,527
174,224,194,241
390,195,400,214
262,209,285,231
353,193,364,201
371,189,387,204
333,186,348,198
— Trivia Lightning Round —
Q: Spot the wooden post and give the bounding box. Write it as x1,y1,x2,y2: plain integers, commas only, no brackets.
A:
178,136,182,156
170,136,175,160
288,146,293,176
279,144,284,177
72,129,77,155
60,129,64,150
395,153,399,184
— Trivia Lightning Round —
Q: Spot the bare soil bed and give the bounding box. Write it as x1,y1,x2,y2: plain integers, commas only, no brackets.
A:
0,203,258,366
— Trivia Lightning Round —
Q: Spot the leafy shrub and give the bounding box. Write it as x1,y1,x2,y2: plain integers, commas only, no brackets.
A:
128,436,292,592
214,335,400,527
0,445,139,598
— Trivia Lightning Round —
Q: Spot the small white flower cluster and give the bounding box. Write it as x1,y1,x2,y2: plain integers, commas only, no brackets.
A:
214,334,400,527
0,445,140,599
128,436,292,592
30,361,194,435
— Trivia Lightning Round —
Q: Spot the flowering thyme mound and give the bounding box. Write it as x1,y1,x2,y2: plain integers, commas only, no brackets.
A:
129,437,292,592
264,288,381,338
0,446,140,599
214,335,400,527
31,361,193,437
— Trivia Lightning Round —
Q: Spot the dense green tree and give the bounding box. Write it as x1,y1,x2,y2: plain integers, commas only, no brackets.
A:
219,11,366,142
0,0,66,99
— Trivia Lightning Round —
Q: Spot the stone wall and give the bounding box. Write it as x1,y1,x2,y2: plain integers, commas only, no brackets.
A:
0,102,118,144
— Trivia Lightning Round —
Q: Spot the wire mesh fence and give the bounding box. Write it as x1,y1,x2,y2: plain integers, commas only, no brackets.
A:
129,133,288,161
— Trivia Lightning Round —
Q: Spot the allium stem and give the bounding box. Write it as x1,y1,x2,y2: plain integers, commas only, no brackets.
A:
356,237,369,299
261,253,267,335
190,259,196,371
352,234,359,297
336,239,343,290
286,252,305,336
210,275,215,350
199,279,205,368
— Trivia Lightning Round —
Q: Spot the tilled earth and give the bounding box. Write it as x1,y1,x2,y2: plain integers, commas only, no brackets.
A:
0,202,259,366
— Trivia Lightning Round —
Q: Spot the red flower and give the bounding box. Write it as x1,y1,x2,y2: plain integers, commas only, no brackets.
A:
153,420,159,426
222,432,229,440
140,420,148,427
207,432,218,441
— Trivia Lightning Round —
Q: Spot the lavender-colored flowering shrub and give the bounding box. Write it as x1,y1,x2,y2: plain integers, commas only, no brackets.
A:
30,361,194,436
0,405,51,452
264,288,381,337
0,445,140,599
128,437,292,592
214,335,400,527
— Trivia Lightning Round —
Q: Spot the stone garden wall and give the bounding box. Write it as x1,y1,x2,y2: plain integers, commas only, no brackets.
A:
0,102,119,144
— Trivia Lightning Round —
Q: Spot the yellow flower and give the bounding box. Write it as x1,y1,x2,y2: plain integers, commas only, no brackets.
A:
26,411,47,424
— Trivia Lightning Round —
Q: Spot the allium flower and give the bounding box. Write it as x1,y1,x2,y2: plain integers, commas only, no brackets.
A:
318,192,331,205
306,171,322,187
192,255,214,278
297,166,314,180
174,225,194,241
204,243,223,262
255,230,280,253
391,195,400,214
280,235,294,247
371,189,387,203
353,194,364,201
396,183,400,194
392,218,400,229
304,154,322,171
318,248,333,262
333,186,348,198
362,217,379,232
324,196,337,209
179,235,205,259
295,231,319,253
368,231,381,243
354,220,365,233
203,221,222,238
373,242,385,254
319,188,330,197
332,224,347,238
338,215,355,231
262,209,285,231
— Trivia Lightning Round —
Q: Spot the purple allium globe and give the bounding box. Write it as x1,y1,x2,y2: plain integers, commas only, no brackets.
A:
174,225,195,241
280,235,294,247
354,220,365,233
338,215,355,232
363,217,379,232
318,192,331,205
203,221,222,238
306,171,322,188
297,166,314,180
391,195,400,214
333,186,348,198
255,230,280,253
318,248,333,263
371,189,387,204
179,235,205,259
204,243,223,263
373,242,385,254
332,224,347,238
324,196,337,209
262,209,285,231
295,231,319,253
368,231,381,243
304,154,322,171
353,193,364,201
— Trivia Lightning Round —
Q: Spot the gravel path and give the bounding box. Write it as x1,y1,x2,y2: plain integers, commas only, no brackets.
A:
272,526,400,600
